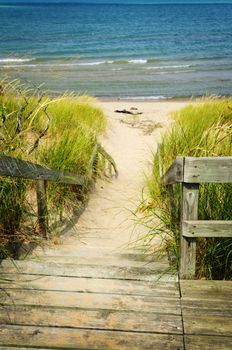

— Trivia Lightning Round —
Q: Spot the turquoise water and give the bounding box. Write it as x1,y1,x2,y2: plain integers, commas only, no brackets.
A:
0,2,232,98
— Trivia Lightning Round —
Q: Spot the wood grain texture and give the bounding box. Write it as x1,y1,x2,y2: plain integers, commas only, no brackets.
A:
36,180,49,239
181,280,232,342
0,305,183,334
0,289,181,314
183,220,232,238
0,260,174,281
180,280,232,318
23,252,169,267
181,299,232,317
0,348,52,350
184,156,232,184
185,335,232,350
0,274,179,297
0,155,84,185
180,280,232,300
180,183,199,279
0,325,184,349
183,315,232,336
161,156,184,185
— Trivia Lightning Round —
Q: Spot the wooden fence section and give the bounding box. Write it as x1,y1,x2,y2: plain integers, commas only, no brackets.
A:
0,154,87,239
161,156,232,279
0,144,111,239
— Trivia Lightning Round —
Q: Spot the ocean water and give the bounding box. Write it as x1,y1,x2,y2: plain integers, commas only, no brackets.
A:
0,2,232,99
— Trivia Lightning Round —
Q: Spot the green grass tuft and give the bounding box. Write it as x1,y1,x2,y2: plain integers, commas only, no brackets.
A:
0,80,111,259
140,98,232,279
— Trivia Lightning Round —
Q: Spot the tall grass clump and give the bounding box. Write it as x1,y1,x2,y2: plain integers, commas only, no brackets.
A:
37,96,107,222
141,98,232,279
0,80,111,260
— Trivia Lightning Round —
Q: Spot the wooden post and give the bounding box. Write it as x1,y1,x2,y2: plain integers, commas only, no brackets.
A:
167,184,175,222
36,179,49,239
180,183,199,279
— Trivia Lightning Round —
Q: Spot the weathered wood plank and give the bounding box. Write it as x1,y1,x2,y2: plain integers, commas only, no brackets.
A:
185,335,232,350
183,220,232,238
0,260,176,281
180,280,232,319
0,305,183,334
36,180,49,239
25,253,169,268
181,299,232,317
0,274,179,297
180,183,199,279
180,280,232,300
0,325,184,349
183,314,232,336
184,156,232,183
161,156,184,185
0,289,181,314
0,348,52,350
0,155,84,185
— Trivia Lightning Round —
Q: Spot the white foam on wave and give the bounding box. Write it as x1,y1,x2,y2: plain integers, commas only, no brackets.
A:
145,64,191,70
128,59,147,64
77,61,106,66
120,95,167,100
3,64,37,69
0,58,33,63
78,60,118,66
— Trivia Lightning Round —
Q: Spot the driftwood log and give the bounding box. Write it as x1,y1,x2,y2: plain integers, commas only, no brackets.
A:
115,109,143,115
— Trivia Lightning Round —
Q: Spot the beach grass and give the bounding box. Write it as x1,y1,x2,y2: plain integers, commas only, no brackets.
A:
140,98,232,279
0,80,109,259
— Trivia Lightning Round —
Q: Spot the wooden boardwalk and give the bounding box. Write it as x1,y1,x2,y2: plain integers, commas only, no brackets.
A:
0,247,232,350
0,111,232,349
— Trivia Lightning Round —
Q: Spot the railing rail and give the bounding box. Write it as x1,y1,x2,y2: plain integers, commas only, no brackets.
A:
0,155,85,185
161,156,232,279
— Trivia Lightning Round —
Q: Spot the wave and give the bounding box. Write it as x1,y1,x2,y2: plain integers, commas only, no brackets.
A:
77,61,106,66
0,59,194,70
0,58,33,63
145,64,191,70
128,59,147,64
77,59,148,66
119,96,168,100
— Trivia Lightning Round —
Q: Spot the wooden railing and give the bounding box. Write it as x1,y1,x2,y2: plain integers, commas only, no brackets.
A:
0,145,117,240
161,156,232,279
0,155,85,239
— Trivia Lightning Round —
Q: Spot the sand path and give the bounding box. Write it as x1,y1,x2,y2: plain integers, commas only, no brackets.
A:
38,100,189,260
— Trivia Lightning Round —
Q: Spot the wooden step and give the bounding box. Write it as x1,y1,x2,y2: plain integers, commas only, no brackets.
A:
180,280,232,300
0,274,179,297
0,325,184,349
0,289,181,314
0,305,182,334
184,335,232,350
180,280,232,339
24,254,168,268
1,260,176,281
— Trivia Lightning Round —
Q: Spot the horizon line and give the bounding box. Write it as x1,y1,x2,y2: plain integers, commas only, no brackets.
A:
1,1,231,4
